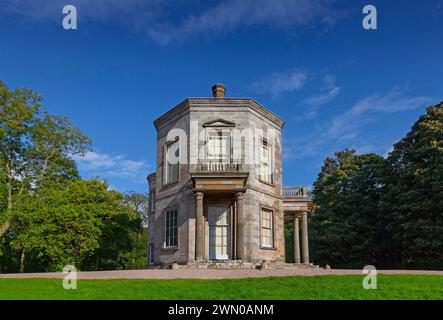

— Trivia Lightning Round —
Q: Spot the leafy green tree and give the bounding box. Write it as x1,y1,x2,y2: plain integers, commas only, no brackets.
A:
310,150,385,268
122,192,149,269
380,102,443,269
0,81,91,239
123,191,150,227
0,81,41,236
10,180,140,272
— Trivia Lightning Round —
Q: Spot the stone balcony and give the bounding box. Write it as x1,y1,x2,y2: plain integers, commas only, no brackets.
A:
282,186,308,199
193,159,244,173
190,159,248,194
282,186,309,213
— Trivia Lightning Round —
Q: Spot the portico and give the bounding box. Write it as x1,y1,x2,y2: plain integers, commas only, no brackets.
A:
191,160,249,261
283,186,310,264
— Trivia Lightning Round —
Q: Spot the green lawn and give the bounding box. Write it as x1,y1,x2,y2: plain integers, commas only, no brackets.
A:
0,275,442,300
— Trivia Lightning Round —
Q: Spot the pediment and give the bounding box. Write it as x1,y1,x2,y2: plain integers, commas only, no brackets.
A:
202,118,236,128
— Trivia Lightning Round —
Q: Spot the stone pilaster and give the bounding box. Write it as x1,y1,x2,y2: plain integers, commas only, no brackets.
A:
235,192,246,260
195,192,205,261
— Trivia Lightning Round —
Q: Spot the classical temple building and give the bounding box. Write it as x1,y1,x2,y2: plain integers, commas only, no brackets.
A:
147,84,310,267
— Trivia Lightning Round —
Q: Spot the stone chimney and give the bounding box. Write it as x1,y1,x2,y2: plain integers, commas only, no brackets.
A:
212,84,226,98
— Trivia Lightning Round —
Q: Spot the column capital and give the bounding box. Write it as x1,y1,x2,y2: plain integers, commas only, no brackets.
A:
300,211,308,218
195,192,204,201
235,192,245,201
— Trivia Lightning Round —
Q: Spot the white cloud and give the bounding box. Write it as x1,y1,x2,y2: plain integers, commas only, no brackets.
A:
304,74,341,118
285,86,432,162
73,151,149,182
327,86,432,139
251,69,308,97
147,0,342,45
1,0,344,45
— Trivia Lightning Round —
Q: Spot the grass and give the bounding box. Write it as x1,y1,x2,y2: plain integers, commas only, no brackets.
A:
0,275,442,300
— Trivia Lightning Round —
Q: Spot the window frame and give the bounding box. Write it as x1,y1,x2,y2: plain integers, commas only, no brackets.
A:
259,206,275,249
163,138,180,185
164,207,178,249
258,137,274,184
206,129,232,161
148,243,155,265
149,190,156,212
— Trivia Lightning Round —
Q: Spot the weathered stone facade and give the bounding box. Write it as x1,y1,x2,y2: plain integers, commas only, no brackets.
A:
147,84,309,267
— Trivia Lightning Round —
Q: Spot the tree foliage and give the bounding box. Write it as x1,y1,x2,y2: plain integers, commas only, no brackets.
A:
123,191,150,227
380,102,443,269
0,81,147,273
10,180,141,272
0,81,91,237
310,150,385,268
310,102,443,269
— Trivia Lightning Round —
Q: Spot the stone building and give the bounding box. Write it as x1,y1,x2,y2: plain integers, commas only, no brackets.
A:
147,84,310,267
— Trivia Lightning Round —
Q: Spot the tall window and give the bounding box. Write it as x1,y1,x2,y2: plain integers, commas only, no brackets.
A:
207,131,230,160
148,243,154,265
165,209,178,247
259,138,273,183
149,190,156,212
165,139,179,184
261,208,274,248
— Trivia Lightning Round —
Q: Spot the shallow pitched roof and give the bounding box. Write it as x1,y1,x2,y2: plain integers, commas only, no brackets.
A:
153,98,285,130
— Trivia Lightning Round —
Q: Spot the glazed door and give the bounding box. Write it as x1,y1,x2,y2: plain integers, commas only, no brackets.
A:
208,206,231,260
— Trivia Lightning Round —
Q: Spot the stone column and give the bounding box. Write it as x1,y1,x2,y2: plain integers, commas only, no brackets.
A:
235,192,246,260
195,192,205,261
293,216,301,264
301,212,309,264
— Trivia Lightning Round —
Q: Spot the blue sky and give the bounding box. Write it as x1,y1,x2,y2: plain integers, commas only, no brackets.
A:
1,0,442,193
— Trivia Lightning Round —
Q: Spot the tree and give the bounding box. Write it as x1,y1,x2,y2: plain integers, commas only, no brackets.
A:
0,80,148,273
310,150,385,268
0,81,91,239
10,180,141,272
0,81,41,236
122,192,149,269
380,102,443,269
123,191,150,227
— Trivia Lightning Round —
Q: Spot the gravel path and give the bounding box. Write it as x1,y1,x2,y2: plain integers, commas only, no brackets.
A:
1,269,443,280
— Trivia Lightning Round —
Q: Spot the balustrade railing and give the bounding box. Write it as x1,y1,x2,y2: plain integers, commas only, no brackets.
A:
195,159,243,172
282,186,307,198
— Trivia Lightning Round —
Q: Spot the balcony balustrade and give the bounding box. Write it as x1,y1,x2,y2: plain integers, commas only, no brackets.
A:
282,186,308,199
194,159,243,173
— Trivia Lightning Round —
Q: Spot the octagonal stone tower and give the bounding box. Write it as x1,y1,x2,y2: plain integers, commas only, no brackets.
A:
147,84,309,267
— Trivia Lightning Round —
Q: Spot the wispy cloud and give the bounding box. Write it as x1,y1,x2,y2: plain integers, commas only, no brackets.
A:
285,86,432,161
304,74,340,118
147,0,343,45
251,69,308,97
73,151,149,183
1,0,344,45
0,0,158,22
327,86,432,140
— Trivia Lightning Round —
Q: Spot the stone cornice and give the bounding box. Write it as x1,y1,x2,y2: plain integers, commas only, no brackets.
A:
153,98,285,130
153,99,190,130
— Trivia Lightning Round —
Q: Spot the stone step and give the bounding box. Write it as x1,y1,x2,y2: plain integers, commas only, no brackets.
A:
169,261,321,270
